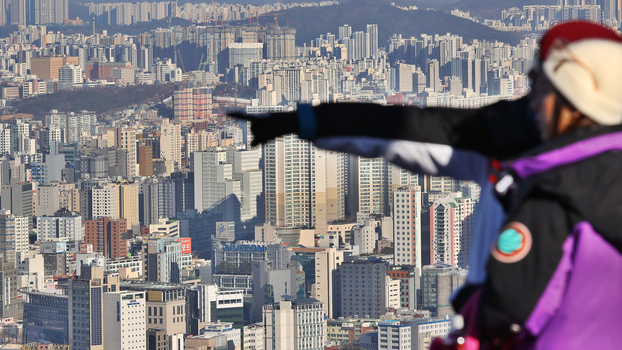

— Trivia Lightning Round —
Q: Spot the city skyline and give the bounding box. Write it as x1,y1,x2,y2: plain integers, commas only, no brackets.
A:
0,0,617,349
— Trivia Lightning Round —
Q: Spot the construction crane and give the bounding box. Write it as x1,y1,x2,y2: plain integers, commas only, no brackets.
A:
275,0,281,28
177,48,185,73
166,13,178,67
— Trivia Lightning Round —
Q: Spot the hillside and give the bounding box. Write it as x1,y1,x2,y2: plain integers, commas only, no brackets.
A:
12,84,174,119
403,0,557,18
245,0,526,46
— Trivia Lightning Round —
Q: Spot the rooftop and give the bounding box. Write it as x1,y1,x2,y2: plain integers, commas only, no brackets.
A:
120,280,192,291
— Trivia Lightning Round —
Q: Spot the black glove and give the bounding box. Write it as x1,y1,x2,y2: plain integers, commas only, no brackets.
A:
228,111,299,147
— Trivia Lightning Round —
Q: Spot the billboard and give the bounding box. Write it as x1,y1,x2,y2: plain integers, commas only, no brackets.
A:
177,238,192,254
79,243,93,254
41,241,67,254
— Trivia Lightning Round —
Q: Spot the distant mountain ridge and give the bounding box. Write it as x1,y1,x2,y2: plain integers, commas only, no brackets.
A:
242,0,526,46
402,0,557,18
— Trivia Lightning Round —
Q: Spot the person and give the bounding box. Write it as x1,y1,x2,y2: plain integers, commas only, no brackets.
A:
471,38,622,349
230,21,622,292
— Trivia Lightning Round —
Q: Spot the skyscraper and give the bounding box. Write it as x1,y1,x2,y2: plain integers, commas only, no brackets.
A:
367,24,379,59
429,195,473,268
160,118,182,166
427,59,441,92
263,135,344,232
338,24,352,41
114,181,140,229
91,185,117,219
114,127,137,177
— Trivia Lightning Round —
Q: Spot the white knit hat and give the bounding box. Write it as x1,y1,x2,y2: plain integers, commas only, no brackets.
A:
543,39,622,125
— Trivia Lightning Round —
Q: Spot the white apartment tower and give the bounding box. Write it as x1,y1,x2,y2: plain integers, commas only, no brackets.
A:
92,185,117,219
59,64,83,84
263,298,326,350
37,212,83,241
393,186,423,268
103,291,147,350
160,118,182,166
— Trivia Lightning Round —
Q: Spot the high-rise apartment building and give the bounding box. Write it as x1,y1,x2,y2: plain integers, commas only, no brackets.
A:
429,194,473,268
263,298,326,350
103,291,147,350
393,187,423,267
114,181,140,229
423,175,456,193
263,27,296,60
0,210,29,264
138,138,154,176
91,184,117,219
114,127,137,177
160,118,182,166
356,158,417,217
338,24,352,40
427,59,441,92
174,87,213,121
367,24,378,58
264,135,344,232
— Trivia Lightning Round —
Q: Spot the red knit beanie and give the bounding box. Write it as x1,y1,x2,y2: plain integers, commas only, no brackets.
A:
539,21,622,61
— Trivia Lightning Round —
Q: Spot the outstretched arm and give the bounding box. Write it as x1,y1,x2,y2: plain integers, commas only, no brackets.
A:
311,97,540,159
231,96,540,160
